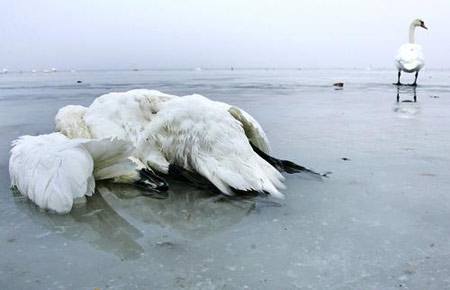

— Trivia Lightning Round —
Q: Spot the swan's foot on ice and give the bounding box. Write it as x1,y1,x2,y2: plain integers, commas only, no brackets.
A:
134,168,169,194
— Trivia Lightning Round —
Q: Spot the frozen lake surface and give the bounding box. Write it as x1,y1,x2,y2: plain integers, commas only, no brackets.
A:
1,69,450,289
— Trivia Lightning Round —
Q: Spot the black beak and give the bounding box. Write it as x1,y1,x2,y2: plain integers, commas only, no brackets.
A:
421,24,428,30
135,168,169,194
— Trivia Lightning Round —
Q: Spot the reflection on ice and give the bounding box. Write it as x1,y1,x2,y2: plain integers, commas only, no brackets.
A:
396,86,417,103
97,180,275,239
13,189,145,260
394,86,420,118
13,179,282,260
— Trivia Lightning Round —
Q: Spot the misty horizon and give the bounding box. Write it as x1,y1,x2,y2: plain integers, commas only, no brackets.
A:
2,0,449,70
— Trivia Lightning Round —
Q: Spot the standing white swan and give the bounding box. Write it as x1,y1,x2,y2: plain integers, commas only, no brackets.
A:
55,90,318,198
394,18,428,86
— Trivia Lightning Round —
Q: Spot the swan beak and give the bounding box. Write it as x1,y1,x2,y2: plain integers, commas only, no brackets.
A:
421,24,428,30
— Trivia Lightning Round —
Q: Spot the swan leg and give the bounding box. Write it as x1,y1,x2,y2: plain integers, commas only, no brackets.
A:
94,157,169,194
411,71,419,86
134,168,169,193
394,71,402,86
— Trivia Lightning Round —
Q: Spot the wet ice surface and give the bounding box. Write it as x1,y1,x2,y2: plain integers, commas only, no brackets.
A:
1,69,450,289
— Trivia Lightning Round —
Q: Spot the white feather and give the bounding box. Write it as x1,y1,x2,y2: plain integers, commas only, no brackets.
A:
84,89,177,145
9,133,135,213
55,105,92,139
138,94,285,197
395,43,424,73
55,90,175,182
54,89,285,197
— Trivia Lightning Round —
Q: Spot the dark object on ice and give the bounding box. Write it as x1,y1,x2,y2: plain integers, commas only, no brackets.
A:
333,82,344,87
168,164,213,190
341,157,351,161
250,142,325,178
430,95,439,98
76,80,82,83
134,168,169,194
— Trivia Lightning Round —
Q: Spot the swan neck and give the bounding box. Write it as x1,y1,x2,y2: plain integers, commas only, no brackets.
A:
409,24,416,43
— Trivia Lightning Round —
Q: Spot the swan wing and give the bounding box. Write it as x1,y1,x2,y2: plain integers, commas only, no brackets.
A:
193,98,271,154
78,138,138,182
141,94,284,197
227,106,271,154
9,133,95,214
9,133,139,213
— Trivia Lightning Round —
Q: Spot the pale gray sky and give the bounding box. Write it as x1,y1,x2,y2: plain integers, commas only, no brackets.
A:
1,0,448,70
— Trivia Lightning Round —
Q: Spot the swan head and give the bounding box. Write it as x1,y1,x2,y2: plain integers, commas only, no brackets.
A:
412,18,428,30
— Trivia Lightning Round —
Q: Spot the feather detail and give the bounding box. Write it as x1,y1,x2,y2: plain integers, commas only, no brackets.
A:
141,94,284,197
9,133,136,213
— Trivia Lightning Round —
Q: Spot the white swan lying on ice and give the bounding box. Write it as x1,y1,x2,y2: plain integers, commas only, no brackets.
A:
55,89,319,198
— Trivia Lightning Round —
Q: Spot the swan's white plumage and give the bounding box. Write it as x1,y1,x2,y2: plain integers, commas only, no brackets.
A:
85,89,177,145
138,94,285,197
395,19,426,74
227,106,271,154
55,105,92,139
56,90,270,153
395,43,424,73
55,89,284,197
55,89,177,182
9,133,135,213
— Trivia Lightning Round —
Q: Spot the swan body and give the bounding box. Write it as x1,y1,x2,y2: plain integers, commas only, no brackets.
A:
55,90,290,197
394,18,427,86
395,43,424,73
137,94,285,197
85,89,177,144
9,133,135,213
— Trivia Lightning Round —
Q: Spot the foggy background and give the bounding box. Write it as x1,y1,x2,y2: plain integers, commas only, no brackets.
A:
1,0,449,70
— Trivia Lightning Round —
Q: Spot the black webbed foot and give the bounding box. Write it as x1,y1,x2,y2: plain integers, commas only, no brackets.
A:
134,168,169,195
